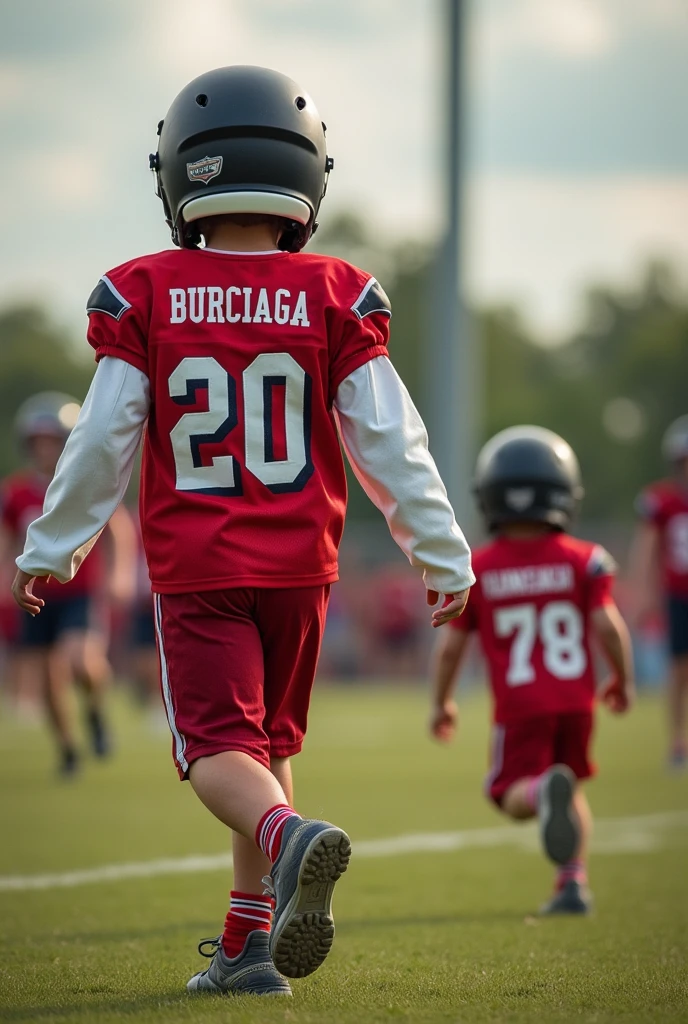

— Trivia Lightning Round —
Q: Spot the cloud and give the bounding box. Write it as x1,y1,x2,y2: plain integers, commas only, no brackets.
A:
483,0,617,61
466,174,688,338
0,0,686,344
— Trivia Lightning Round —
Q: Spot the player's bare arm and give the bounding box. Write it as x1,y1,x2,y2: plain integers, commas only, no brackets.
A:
591,603,635,713
627,520,661,627
12,358,150,604
429,626,471,742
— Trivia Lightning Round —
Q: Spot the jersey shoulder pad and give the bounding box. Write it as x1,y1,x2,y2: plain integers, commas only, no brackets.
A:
351,277,392,321
585,543,617,578
86,274,132,321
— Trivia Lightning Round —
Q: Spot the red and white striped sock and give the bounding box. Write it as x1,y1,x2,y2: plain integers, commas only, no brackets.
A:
556,860,587,891
256,804,301,863
221,890,273,958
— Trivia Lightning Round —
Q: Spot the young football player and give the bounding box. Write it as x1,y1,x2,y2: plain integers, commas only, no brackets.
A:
630,415,688,768
1,393,117,776
12,67,474,995
430,426,634,914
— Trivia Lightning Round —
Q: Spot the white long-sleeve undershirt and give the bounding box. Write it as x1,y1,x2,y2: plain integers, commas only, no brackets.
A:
18,354,474,595
334,357,474,595
17,357,150,583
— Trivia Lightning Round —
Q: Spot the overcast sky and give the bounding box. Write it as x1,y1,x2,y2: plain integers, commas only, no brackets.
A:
1,0,687,342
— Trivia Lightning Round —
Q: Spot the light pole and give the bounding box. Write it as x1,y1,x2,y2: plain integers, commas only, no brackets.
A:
426,0,479,537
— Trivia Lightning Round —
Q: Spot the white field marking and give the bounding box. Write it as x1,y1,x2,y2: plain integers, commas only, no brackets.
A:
1,811,686,894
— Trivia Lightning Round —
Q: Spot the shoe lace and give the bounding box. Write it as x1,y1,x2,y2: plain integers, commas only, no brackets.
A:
197,935,221,958
261,874,275,899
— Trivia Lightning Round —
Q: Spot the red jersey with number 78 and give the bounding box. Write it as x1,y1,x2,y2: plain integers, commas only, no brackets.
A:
451,532,616,722
635,480,688,599
86,247,391,593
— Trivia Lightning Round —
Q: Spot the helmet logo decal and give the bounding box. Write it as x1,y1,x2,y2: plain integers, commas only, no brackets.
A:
504,487,535,512
186,155,223,185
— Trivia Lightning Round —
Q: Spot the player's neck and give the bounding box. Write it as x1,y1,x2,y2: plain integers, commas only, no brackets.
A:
203,223,282,253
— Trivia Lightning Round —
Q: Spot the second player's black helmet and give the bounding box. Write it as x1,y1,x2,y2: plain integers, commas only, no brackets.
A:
151,65,333,252
474,425,584,532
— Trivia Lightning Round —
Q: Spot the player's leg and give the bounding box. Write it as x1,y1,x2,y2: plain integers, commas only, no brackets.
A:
538,712,595,914
20,602,79,775
492,717,582,876
56,597,113,758
259,584,351,979
155,589,298,995
131,600,166,730
489,717,554,821
45,646,80,776
230,757,294,893
221,757,294,970
666,598,688,767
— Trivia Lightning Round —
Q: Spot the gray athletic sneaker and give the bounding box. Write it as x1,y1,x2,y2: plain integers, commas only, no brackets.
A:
264,817,351,979
186,930,292,996
539,879,593,915
538,765,580,866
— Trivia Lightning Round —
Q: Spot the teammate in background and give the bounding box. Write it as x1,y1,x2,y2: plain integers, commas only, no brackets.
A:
129,510,165,729
1,393,135,776
630,416,688,768
430,426,634,914
11,67,474,996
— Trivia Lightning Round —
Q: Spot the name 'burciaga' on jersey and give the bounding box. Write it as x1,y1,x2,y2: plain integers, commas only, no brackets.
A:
84,248,393,594
167,285,311,326
452,532,617,723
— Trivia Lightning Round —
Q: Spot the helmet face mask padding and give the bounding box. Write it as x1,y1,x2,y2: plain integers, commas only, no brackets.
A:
473,425,584,533
151,66,333,253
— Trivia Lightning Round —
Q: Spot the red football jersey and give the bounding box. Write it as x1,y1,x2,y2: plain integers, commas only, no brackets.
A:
1,471,103,599
452,533,616,723
636,480,688,598
86,248,391,593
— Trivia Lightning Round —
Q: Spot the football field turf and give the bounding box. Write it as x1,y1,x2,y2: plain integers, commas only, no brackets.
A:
0,686,686,1023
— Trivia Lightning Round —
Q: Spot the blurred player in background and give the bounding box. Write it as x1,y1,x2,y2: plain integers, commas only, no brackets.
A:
430,427,634,914
11,66,474,996
630,416,688,769
1,392,135,776
128,508,164,729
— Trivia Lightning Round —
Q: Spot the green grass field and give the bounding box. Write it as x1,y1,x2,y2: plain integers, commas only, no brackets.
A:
0,685,687,1023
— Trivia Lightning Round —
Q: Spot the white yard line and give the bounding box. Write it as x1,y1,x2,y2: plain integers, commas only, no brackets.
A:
1,810,686,894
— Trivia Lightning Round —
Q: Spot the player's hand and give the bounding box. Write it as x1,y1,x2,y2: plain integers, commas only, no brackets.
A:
11,569,45,616
430,700,459,742
428,589,470,628
601,675,634,714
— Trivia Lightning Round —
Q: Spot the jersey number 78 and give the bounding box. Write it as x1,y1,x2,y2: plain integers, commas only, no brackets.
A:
494,601,587,686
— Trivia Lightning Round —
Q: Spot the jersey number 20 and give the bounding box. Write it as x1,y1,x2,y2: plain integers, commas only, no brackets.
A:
494,601,587,685
168,354,313,496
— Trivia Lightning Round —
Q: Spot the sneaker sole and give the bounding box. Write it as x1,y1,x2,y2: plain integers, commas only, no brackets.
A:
270,827,351,978
539,767,580,866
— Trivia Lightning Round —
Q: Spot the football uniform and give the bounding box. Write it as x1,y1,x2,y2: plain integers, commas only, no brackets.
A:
86,248,390,593
636,479,688,655
2,471,102,646
452,532,616,803
19,247,473,778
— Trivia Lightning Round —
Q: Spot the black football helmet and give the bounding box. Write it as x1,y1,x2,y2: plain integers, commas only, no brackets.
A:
150,65,333,252
474,425,584,532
